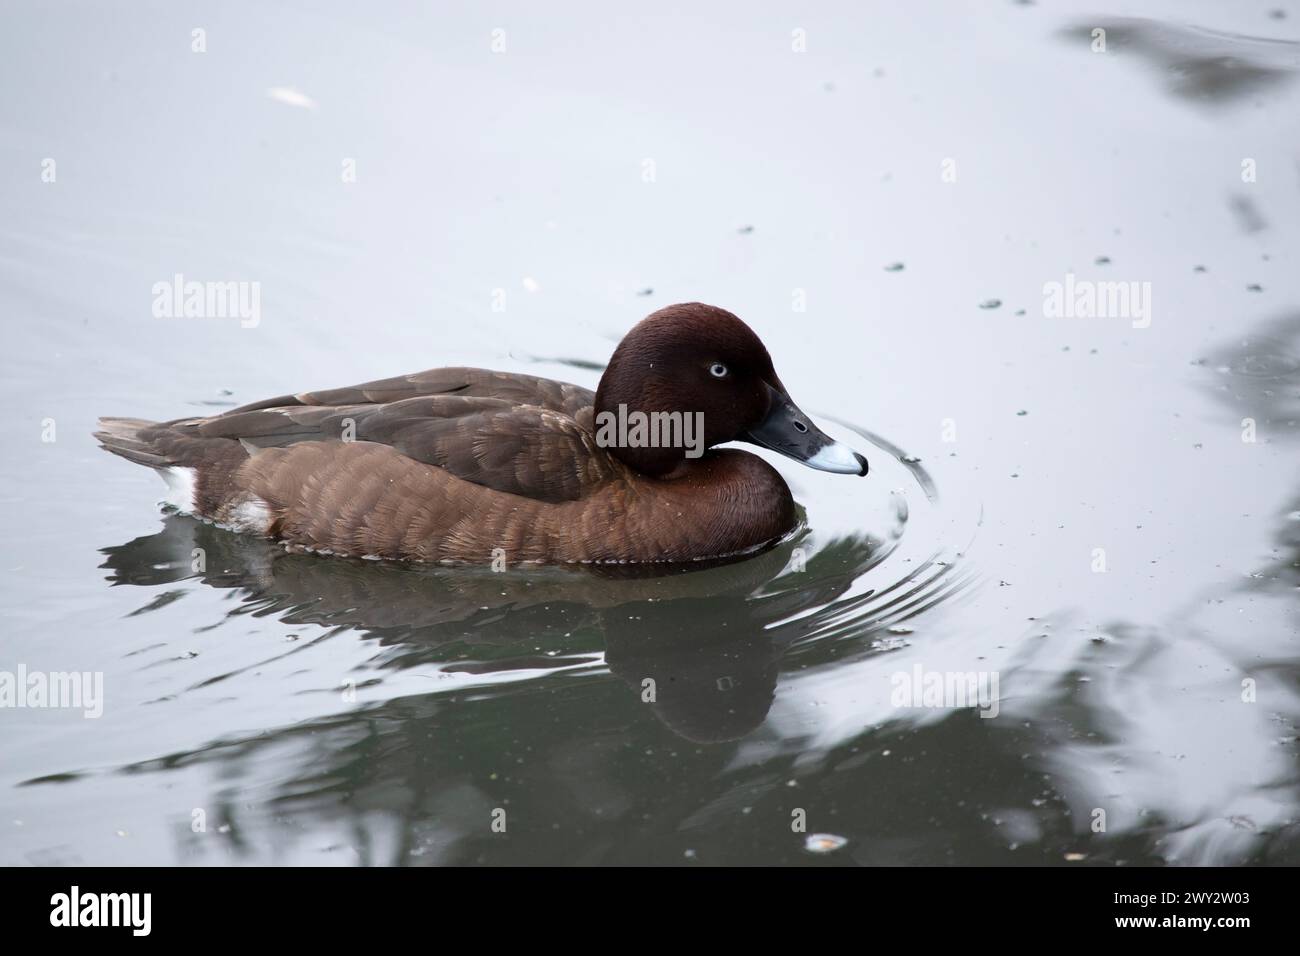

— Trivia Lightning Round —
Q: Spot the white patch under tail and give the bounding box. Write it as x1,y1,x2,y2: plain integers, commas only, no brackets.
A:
156,465,274,535
159,466,197,513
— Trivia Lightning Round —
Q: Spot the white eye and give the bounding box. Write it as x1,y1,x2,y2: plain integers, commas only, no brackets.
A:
709,362,728,378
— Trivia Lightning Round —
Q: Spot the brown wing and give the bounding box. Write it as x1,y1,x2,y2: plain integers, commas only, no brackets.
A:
228,367,594,418
164,371,617,504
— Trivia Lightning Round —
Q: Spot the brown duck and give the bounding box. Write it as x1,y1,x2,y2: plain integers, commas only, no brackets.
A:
96,303,868,565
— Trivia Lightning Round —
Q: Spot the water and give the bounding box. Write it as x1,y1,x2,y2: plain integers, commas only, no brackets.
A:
2,1,1298,865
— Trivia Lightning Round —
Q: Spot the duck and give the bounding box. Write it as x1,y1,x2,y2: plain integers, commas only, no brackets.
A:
96,302,868,565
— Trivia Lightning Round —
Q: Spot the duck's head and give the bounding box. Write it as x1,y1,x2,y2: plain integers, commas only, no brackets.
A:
594,303,869,478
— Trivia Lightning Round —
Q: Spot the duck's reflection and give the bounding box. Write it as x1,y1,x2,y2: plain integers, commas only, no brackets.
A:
101,515,902,743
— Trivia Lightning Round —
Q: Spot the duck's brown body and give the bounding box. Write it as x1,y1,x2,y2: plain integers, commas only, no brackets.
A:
98,304,866,565
97,366,795,565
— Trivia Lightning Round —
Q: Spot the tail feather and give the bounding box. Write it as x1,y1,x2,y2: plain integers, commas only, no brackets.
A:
94,417,172,468
96,416,253,519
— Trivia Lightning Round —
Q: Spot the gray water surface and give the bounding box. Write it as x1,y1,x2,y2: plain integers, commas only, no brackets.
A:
2,1,1298,865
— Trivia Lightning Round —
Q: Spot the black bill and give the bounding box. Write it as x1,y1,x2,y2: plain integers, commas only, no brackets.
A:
743,383,868,476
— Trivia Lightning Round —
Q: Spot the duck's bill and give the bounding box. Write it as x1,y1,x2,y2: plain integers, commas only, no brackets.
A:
743,385,869,476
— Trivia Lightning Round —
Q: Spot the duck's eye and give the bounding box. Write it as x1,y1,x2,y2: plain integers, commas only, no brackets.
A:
709,363,728,378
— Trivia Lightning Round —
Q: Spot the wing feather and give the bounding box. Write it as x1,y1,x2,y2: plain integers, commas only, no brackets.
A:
165,370,615,503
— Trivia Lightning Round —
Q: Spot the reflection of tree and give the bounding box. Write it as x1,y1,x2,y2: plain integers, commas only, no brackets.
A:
976,312,1300,865
1199,311,1300,429
1200,310,1300,591
1060,19,1299,108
